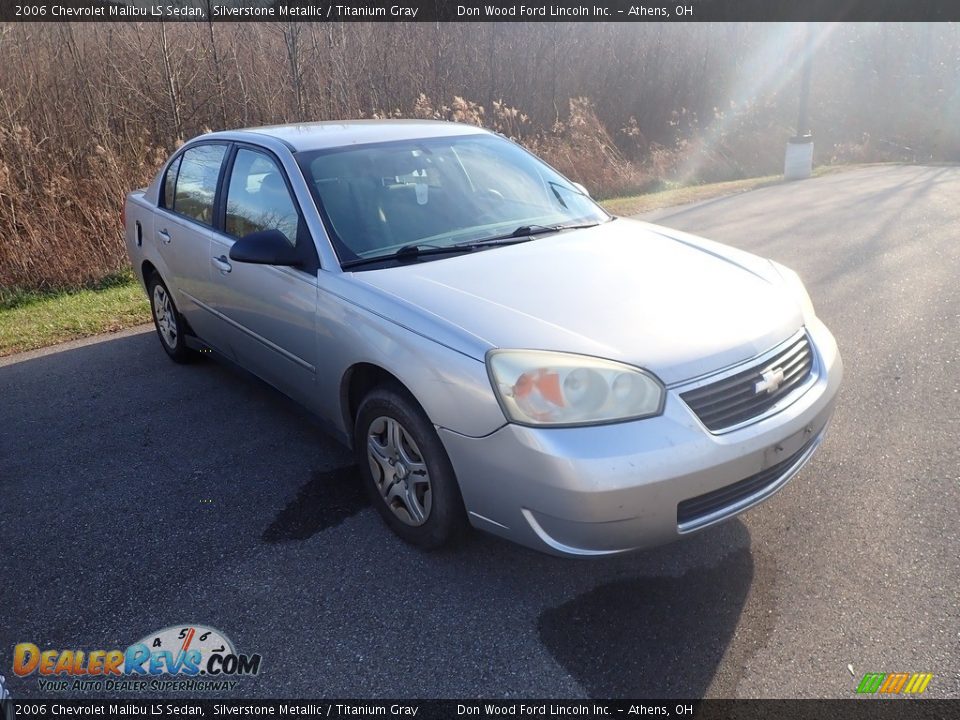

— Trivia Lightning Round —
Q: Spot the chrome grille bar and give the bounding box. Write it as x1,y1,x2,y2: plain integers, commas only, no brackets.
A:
680,333,815,432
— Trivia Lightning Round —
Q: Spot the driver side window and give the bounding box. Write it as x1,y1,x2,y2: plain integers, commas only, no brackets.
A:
225,149,300,245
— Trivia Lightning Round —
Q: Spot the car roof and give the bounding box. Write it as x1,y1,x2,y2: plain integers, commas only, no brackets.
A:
202,120,491,153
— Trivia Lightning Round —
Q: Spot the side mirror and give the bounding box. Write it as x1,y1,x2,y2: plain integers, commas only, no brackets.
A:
572,182,591,198
229,229,300,266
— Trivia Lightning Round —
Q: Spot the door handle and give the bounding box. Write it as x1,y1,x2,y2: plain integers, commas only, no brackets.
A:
157,229,171,244
212,255,232,274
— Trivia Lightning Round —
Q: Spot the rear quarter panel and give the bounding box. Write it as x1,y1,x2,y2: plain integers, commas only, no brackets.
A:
123,190,154,287
125,188,179,303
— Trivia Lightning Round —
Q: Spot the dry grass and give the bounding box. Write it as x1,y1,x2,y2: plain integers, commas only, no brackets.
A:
2,23,955,296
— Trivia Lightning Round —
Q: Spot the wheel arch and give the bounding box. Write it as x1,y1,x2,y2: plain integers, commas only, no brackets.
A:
328,326,506,446
141,259,159,284
341,363,412,447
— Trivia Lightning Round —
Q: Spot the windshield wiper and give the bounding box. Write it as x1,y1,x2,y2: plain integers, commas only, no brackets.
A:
343,231,545,268
340,220,612,269
459,221,607,247
340,242,478,269
455,225,558,247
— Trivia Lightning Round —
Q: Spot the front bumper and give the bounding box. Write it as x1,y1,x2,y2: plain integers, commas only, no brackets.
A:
439,319,843,556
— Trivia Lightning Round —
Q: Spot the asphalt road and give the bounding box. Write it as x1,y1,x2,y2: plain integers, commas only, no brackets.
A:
2,165,958,700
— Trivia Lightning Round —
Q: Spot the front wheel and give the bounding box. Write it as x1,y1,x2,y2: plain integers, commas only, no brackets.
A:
355,385,468,550
147,273,194,363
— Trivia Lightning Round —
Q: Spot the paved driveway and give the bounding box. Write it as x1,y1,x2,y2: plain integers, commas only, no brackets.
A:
2,165,957,698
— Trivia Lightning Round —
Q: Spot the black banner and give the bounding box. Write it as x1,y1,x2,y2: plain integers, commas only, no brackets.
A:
0,0,958,22
2,700,959,720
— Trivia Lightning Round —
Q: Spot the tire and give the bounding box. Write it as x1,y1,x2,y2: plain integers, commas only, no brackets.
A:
355,384,468,550
147,272,194,363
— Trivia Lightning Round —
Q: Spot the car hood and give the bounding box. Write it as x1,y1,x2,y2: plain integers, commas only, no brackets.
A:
351,218,804,385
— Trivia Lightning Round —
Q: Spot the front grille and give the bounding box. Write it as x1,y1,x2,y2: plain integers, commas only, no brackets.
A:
677,435,817,526
680,334,814,432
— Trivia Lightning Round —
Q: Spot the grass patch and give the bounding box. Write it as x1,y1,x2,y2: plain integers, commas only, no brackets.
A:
0,272,150,357
601,175,783,217
0,270,139,311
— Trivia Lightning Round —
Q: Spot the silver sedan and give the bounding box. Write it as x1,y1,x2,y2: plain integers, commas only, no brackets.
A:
124,120,842,556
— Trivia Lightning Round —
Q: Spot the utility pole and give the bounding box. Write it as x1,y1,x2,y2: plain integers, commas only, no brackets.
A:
784,23,815,180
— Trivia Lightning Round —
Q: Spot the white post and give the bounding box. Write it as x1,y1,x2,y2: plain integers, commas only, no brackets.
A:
784,137,814,180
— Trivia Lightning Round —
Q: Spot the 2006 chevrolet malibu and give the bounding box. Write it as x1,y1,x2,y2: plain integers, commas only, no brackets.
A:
124,120,842,556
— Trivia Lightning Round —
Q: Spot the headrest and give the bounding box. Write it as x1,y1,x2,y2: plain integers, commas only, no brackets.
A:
380,151,424,180
259,172,287,197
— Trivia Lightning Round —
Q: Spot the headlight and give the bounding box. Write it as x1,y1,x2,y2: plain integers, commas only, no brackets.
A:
770,260,816,322
486,350,665,426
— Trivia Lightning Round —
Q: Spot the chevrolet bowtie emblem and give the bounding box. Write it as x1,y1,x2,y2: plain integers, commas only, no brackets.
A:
755,367,785,394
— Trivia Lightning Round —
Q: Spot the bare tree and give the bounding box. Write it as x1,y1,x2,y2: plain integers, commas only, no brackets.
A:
158,20,183,140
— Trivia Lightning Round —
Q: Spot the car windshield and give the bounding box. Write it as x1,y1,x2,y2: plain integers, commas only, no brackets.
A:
297,133,610,265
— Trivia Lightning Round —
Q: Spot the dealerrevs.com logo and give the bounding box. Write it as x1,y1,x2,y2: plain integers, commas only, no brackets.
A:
13,625,262,693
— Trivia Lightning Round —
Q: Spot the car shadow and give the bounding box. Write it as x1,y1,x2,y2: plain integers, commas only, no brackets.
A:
537,535,761,698
261,465,369,542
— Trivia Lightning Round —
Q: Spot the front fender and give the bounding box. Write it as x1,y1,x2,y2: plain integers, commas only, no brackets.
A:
312,282,507,442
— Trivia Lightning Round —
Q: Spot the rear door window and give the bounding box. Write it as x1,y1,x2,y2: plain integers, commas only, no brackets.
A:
172,144,227,226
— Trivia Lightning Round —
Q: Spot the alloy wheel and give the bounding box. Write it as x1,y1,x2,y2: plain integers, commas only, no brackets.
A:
153,284,178,349
366,415,433,526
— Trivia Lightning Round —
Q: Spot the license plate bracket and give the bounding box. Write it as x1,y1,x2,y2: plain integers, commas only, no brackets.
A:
763,422,819,468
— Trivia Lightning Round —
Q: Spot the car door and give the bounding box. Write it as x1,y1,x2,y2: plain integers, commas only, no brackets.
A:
206,145,320,399
155,142,230,350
